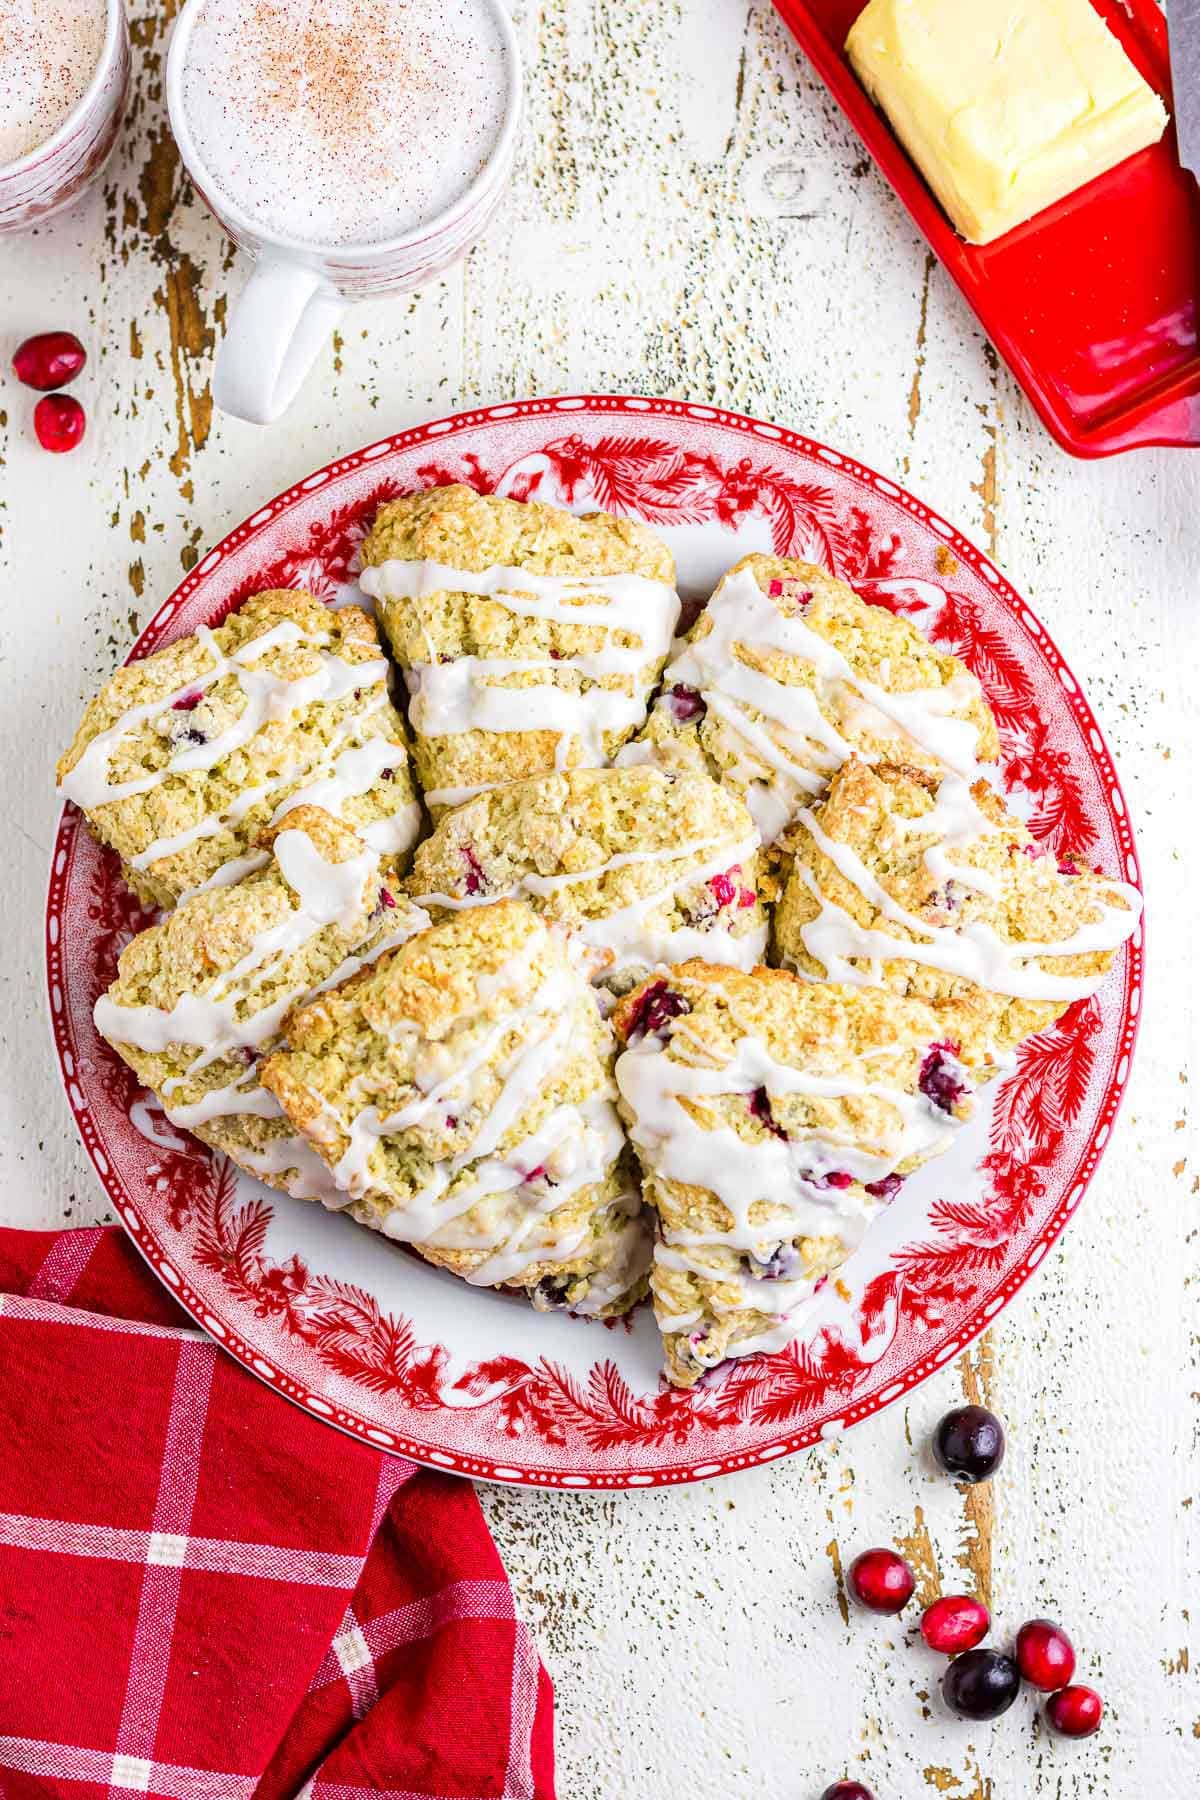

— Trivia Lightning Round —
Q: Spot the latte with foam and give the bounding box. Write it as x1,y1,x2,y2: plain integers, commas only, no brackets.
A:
177,0,513,248
0,0,107,165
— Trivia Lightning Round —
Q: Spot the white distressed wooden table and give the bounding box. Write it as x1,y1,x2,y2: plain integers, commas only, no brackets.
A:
1,3,1197,1793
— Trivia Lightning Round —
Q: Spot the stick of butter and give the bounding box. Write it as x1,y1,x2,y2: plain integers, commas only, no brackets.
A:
846,0,1169,246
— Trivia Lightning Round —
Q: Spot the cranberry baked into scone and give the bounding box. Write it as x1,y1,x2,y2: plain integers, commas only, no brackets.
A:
358,484,680,813
93,807,430,1203
262,901,650,1315
406,765,766,1004
623,553,998,854
57,589,421,908
773,758,1142,1062
612,961,990,1386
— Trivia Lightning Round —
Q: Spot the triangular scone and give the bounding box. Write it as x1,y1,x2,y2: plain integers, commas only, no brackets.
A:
262,901,650,1316
406,765,766,1005
93,807,430,1203
57,589,421,908
612,961,990,1387
622,553,998,855
773,758,1142,1064
357,484,680,813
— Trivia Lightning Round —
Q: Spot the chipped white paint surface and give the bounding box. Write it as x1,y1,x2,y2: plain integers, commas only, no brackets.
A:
0,2,1196,1793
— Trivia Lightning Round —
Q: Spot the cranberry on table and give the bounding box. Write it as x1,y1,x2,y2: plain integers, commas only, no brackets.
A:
846,1547,915,1615
941,1648,1021,1720
1015,1618,1076,1691
820,1783,875,1800
1045,1684,1103,1739
931,1405,1006,1483
12,329,86,390
920,1594,990,1655
33,392,86,453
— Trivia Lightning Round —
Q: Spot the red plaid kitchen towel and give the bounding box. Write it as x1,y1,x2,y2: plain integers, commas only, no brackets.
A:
0,1227,555,1800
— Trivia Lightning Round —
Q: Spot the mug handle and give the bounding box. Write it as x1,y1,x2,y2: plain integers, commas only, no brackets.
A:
213,256,347,425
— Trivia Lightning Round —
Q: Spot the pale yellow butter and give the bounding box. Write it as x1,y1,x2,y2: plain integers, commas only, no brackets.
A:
846,0,1169,245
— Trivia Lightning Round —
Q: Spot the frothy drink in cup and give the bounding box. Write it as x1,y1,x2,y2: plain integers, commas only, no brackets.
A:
0,0,107,165
177,0,513,247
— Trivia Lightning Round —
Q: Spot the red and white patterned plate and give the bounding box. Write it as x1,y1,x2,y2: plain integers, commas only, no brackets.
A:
46,396,1143,1488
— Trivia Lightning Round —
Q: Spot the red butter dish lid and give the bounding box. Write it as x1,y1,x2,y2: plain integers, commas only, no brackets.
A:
776,0,1200,457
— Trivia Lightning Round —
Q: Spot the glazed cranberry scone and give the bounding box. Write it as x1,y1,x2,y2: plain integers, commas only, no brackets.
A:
405,765,767,1004
357,484,680,813
622,553,998,854
93,807,430,1203
57,588,421,908
773,758,1142,1062
261,901,650,1316
612,961,990,1386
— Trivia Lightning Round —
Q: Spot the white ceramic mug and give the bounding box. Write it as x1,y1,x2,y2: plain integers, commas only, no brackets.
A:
0,0,130,235
165,0,522,426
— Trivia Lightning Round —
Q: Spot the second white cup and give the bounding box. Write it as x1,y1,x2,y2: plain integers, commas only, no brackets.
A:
165,0,523,425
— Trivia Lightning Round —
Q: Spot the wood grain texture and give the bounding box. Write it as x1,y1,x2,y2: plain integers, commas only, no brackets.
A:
0,2,1196,1792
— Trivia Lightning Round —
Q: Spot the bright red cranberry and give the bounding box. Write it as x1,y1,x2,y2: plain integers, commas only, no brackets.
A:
820,1784,874,1800
172,689,203,710
623,979,690,1044
942,1648,1020,1720
1046,1684,1103,1738
932,1405,1005,1483
865,1173,903,1201
710,870,737,908
921,1595,990,1655
919,1042,969,1113
33,392,86,453
1016,1619,1076,1691
847,1548,915,1615
12,330,86,390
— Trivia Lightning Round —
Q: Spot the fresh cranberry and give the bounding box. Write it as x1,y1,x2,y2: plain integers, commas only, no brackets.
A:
33,392,86,453
12,329,86,390
820,1784,874,1800
461,844,487,896
622,979,690,1044
1015,1618,1076,1691
942,1648,1020,1720
919,1042,968,1114
1045,1684,1103,1739
766,577,813,608
921,1595,990,1655
172,690,203,710
932,1405,1006,1483
749,1086,787,1141
668,682,705,722
865,1173,903,1202
820,1169,854,1189
847,1548,915,1615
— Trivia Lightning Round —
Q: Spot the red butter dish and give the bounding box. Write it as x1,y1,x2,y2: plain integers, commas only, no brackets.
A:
774,0,1200,457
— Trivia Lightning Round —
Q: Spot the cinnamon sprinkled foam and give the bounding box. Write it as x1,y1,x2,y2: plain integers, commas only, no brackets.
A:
0,0,106,165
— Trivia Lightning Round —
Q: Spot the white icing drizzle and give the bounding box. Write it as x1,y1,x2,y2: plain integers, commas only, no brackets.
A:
644,565,987,842
360,557,680,776
794,804,1142,1002
616,1030,957,1261
422,780,494,810
59,618,389,812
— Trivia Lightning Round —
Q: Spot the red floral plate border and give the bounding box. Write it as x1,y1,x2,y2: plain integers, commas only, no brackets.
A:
46,395,1143,1488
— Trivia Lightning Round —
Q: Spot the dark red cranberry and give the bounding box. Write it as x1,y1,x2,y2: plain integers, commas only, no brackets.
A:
942,1648,1020,1720
13,329,86,390
749,1087,787,1141
668,682,705,722
820,1784,874,1800
33,392,86,453
380,765,394,780
932,1406,1006,1483
1045,1684,1103,1739
919,1042,968,1114
172,689,203,711
622,979,690,1044
531,1274,573,1310
378,887,397,909
865,1173,903,1202
461,844,487,896
921,1595,990,1655
846,1548,914,1615
750,1242,799,1281
182,727,207,746
1015,1619,1076,1691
